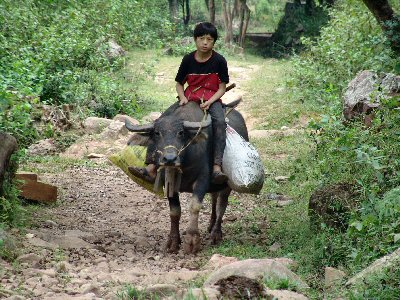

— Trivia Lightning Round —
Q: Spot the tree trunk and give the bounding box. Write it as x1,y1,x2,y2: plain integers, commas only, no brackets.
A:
222,0,233,44
168,0,178,21
209,0,215,24
182,0,190,25
238,1,250,48
362,0,400,55
0,132,18,196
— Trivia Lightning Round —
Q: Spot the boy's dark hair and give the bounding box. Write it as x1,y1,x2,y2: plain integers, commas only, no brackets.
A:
193,22,218,41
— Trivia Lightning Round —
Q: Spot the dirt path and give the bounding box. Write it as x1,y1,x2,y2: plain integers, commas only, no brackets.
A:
0,58,264,300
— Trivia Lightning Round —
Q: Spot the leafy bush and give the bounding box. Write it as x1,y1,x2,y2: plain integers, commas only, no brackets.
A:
290,0,398,107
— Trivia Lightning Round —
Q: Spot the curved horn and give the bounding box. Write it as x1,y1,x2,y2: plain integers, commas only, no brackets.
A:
125,119,154,132
183,114,212,130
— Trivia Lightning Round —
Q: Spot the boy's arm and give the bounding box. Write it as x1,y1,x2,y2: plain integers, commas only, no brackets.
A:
176,82,188,106
200,83,226,110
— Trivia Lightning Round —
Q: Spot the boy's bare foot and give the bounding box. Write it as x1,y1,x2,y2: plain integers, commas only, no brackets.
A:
212,165,228,184
128,164,157,183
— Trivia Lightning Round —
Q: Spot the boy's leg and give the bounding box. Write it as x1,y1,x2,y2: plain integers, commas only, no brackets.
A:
208,101,227,184
128,140,157,182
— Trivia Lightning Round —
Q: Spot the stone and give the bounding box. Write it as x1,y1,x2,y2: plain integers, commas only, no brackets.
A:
38,269,57,277
274,176,290,182
184,287,220,300
16,253,41,266
80,282,101,296
343,71,400,125
83,117,112,134
0,133,17,195
273,258,298,270
27,237,57,249
43,220,58,228
5,296,26,300
203,254,238,271
106,39,126,59
249,129,301,139
50,236,93,249
142,112,161,123
27,139,57,156
204,259,308,289
269,242,281,252
113,114,139,125
347,247,400,286
325,267,346,288
146,284,178,297
265,289,309,300
100,120,128,139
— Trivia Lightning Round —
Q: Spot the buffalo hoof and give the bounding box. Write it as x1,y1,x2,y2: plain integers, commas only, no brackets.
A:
183,231,201,254
210,229,223,245
166,234,181,254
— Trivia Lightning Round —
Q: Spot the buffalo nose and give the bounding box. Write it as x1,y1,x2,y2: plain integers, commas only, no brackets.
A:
162,152,178,165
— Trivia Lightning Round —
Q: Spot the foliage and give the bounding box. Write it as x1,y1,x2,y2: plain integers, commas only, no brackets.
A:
284,0,400,290
346,264,400,300
290,0,398,105
347,187,400,269
0,0,174,147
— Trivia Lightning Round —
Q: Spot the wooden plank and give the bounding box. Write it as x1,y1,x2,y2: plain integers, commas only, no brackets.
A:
18,179,57,203
16,172,38,181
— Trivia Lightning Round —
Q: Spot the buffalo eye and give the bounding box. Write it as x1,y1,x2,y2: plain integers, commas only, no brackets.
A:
177,130,184,137
154,131,161,137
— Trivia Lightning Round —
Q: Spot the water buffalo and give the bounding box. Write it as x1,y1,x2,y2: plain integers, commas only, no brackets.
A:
125,101,248,254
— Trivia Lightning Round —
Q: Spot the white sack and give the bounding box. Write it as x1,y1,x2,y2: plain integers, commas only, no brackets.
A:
222,125,264,194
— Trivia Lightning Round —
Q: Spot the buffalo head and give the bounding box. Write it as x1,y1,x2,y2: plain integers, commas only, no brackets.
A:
125,115,211,166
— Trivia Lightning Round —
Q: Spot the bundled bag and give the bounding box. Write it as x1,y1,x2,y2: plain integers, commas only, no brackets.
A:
222,125,264,194
108,146,163,197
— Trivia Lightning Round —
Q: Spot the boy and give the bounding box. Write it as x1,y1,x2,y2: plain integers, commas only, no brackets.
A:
130,22,228,184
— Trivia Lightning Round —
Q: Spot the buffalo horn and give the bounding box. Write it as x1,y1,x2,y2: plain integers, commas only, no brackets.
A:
125,119,154,132
183,115,212,130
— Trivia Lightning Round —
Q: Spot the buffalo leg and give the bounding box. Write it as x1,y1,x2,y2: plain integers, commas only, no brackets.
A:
208,192,218,233
210,187,231,245
166,193,181,253
183,182,208,254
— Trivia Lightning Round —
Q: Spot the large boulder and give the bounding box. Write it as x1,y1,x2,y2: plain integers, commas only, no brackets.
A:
105,39,126,59
82,117,112,134
0,132,18,195
343,71,400,125
204,258,308,289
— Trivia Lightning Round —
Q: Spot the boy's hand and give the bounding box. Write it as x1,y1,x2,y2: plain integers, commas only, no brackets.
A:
200,100,212,110
179,96,189,106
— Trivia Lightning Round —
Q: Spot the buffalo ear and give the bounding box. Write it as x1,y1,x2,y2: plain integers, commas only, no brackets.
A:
127,133,150,146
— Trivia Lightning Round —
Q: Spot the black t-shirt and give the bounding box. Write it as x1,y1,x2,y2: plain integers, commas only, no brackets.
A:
175,50,229,102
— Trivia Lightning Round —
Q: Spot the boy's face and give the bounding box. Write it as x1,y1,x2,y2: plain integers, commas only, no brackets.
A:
195,34,215,54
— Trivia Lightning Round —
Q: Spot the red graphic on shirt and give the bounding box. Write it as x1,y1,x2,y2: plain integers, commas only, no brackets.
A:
184,73,221,102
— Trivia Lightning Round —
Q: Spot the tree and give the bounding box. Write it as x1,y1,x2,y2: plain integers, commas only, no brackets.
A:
181,0,190,25
362,0,400,55
221,0,240,44
168,0,178,21
209,0,216,24
238,0,250,48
